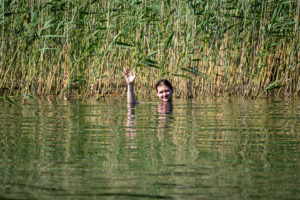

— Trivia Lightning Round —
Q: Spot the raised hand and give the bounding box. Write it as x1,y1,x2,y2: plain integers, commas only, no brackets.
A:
124,67,136,85
124,67,136,103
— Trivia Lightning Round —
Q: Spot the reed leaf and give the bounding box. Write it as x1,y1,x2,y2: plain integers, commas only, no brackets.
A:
0,0,299,98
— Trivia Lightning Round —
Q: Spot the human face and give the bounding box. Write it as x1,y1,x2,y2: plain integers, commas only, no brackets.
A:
156,85,173,102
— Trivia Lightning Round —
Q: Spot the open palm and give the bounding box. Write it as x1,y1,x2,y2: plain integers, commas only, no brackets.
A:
124,67,136,84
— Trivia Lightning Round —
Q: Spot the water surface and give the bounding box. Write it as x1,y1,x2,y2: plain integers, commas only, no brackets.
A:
1,97,300,199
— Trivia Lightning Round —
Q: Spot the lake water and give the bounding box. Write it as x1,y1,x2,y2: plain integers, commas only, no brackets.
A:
1,97,300,199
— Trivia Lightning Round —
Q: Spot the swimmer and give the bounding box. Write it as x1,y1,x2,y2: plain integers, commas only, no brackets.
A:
124,67,174,103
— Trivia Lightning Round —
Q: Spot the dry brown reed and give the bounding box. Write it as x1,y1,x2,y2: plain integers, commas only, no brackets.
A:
0,0,299,102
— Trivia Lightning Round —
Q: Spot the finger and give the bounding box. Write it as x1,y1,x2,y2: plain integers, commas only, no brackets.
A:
124,68,129,74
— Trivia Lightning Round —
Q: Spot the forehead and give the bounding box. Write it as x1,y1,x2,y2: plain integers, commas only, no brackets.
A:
157,85,171,92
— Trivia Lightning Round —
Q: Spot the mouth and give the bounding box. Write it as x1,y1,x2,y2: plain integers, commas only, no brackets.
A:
161,97,170,101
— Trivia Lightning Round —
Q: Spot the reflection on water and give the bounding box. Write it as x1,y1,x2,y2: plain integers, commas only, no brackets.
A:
0,97,300,199
157,102,174,134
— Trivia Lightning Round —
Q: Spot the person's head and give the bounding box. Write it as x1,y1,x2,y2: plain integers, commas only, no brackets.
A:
155,79,173,102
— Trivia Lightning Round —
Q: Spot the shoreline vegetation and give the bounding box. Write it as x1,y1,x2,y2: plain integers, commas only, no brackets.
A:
1,0,300,102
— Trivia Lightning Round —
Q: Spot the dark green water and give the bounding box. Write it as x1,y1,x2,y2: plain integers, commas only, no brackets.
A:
1,97,300,199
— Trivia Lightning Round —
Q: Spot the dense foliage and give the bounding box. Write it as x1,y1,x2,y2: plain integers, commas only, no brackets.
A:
0,0,299,99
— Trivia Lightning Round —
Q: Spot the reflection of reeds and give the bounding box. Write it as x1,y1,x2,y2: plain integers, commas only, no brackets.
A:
1,0,299,99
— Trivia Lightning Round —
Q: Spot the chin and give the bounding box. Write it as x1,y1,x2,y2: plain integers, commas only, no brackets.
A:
161,98,171,102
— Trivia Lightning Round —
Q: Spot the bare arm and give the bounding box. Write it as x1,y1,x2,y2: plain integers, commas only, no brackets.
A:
124,67,136,104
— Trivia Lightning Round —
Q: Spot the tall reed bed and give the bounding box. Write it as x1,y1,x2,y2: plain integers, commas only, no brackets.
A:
1,0,299,99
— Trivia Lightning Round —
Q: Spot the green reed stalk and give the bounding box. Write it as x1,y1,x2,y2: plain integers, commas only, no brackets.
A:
0,0,299,100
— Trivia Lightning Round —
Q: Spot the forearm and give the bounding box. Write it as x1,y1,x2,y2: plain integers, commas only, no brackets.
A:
127,83,136,104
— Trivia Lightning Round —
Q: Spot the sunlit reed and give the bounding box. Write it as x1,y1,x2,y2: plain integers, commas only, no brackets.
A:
0,0,299,100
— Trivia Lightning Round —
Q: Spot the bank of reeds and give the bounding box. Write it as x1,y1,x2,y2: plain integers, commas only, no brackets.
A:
1,0,299,100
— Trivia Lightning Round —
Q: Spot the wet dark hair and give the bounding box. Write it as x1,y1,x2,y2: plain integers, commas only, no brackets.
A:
155,79,173,92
